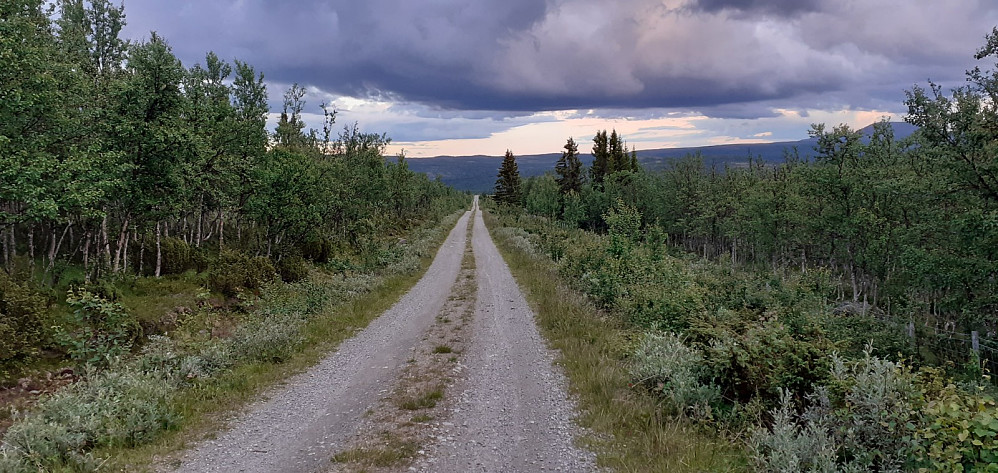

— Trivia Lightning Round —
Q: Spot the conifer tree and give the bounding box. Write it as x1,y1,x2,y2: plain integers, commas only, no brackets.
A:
555,137,583,195
494,149,522,205
608,129,624,173
590,130,610,184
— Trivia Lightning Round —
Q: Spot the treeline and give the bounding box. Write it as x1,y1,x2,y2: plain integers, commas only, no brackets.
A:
1,0,463,286
515,35,998,341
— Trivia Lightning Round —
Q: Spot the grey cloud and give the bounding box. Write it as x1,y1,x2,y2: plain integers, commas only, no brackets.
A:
691,0,824,17
120,0,998,121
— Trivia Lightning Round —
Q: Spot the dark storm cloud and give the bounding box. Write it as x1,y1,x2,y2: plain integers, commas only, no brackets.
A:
691,0,823,17
119,0,998,118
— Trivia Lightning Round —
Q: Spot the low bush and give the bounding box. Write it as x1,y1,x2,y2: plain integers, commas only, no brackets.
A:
0,272,50,369
300,234,335,263
54,289,140,368
230,313,304,363
0,368,177,472
630,332,719,418
276,255,308,283
129,235,194,276
208,249,277,296
697,315,832,407
914,367,998,470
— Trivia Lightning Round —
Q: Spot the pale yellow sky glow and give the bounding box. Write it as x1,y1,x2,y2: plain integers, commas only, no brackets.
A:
385,107,894,158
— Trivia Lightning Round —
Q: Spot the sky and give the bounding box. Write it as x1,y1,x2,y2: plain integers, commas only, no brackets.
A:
118,0,998,157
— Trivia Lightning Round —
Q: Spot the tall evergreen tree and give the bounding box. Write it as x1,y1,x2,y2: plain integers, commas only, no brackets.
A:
590,130,610,184
555,137,583,195
608,129,624,173
494,149,522,205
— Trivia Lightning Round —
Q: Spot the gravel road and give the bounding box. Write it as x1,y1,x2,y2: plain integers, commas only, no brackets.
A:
167,209,472,473
168,196,595,472
415,204,597,472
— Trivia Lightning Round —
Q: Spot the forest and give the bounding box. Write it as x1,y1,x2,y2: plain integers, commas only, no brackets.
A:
0,1,467,470
491,28,998,472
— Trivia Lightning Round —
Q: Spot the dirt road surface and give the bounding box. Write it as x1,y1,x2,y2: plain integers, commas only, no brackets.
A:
168,197,595,472
414,203,596,472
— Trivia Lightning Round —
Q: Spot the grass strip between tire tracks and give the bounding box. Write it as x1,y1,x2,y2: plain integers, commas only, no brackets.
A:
482,210,746,472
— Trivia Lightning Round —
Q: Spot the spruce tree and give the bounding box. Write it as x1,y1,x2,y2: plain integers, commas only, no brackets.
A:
608,129,624,173
590,130,609,184
494,149,522,205
555,137,583,195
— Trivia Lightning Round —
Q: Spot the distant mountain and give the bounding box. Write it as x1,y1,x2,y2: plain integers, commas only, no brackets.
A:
405,122,918,193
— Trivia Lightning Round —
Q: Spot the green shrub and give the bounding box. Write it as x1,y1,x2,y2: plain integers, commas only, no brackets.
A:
137,335,233,384
54,289,139,368
129,235,194,276
0,271,50,368
630,332,719,418
821,314,915,361
300,234,336,263
208,249,277,296
697,315,832,406
276,255,308,283
190,246,211,273
751,351,925,472
914,367,998,471
0,368,177,471
749,390,837,473
231,314,303,363
808,352,920,470
617,280,706,332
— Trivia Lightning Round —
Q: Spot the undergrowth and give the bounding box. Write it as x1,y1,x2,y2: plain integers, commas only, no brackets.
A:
485,200,998,472
0,209,467,472
483,209,746,472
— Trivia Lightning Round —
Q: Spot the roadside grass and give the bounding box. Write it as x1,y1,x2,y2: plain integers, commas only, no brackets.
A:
482,211,746,472
398,386,445,411
432,345,453,354
331,434,419,468
90,212,467,472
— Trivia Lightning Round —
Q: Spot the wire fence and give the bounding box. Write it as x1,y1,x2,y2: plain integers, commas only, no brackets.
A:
908,321,998,379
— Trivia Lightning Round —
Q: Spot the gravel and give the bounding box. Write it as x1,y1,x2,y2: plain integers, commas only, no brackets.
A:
415,200,597,472
167,197,596,473
166,210,472,473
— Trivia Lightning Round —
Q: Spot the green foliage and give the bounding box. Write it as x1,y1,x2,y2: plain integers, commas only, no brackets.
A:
130,235,194,276
231,314,304,364
915,367,998,471
555,137,584,195
749,390,838,473
590,129,639,185
0,368,177,471
276,255,308,283
208,249,277,296
0,271,50,368
494,149,522,206
699,315,832,406
630,332,720,418
55,289,139,368
523,174,560,218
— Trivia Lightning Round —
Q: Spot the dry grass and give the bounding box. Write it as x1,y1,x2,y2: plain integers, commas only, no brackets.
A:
482,211,746,472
